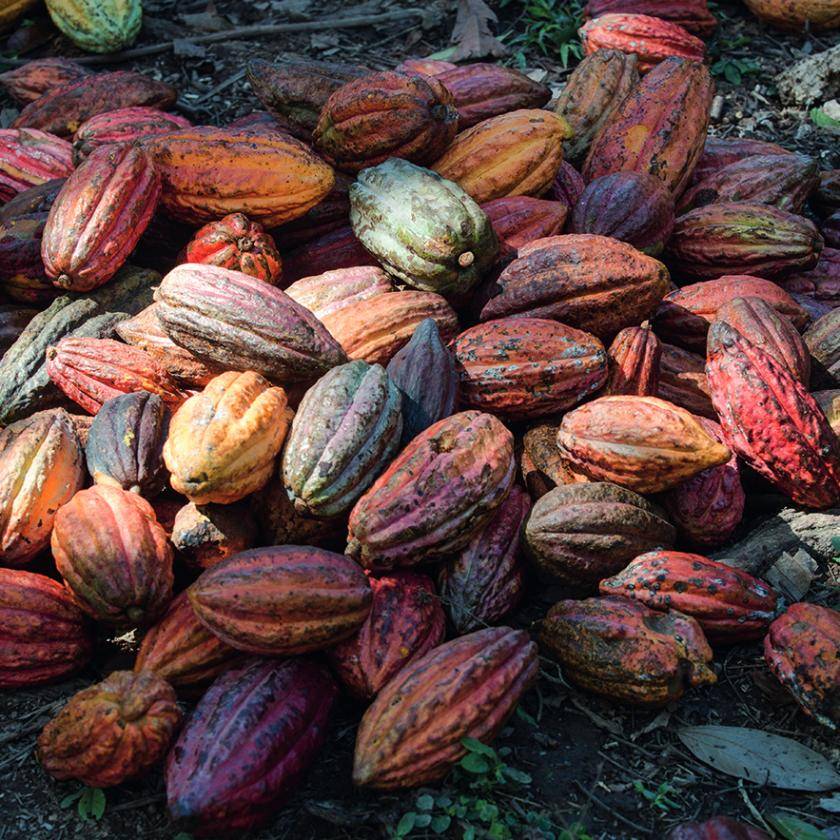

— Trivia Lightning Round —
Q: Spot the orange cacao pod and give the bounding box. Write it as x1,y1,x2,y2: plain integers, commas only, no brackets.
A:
604,324,661,395
285,266,393,321
657,342,716,418
586,0,718,35
0,128,74,202
744,0,840,30
0,58,89,104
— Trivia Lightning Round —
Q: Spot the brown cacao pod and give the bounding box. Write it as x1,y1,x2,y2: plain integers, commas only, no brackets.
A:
328,571,445,700
521,422,591,496
558,395,731,492
805,308,840,387
744,0,840,30
539,595,716,705
779,247,840,309
438,486,530,633
604,324,661,395
580,14,706,73
481,196,568,261
51,485,174,627
0,58,90,104
37,671,181,787
585,0,717,35
480,234,671,340
601,550,777,642
432,109,573,204
452,317,607,420
657,342,715,418
347,411,516,570
353,627,538,789
707,321,840,508
0,176,65,223
583,57,713,195
188,546,372,655
693,136,794,184
667,817,770,840
0,213,59,305
764,603,839,729
0,408,85,567
285,265,393,321
0,568,92,688
524,482,675,586
281,224,378,283
0,128,74,202
554,49,639,166
14,71,177,137
171,502,258,570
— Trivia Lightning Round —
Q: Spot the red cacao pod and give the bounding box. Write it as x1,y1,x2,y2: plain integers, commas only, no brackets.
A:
764,602,839,729
480,196,568,261
706,320,840,508
0,128,73,202
0,58,90,104
667,817,770,839
0,568,92,688
37,670,181,787
805,307,840,387
353,627,538,789
586,0,717,35
539,595,716,705
328,571,445,700
604,324,662,395
51,485,174,627
779,247,840,309
600,550,777,642
552,161,586,209
693,136,793,184
281,225,378,283
657,342,715,418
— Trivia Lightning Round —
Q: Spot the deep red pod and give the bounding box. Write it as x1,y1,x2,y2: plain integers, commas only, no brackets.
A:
281,225,378,284
778,247,840,310
552,160,585,209
585,0,717,35
666,816,770,840
692,136,792,184
480,196,568,261
166,658,337,835
327,571,445,700
0,58,90,104
0,128,74,202
0,212,60,305
273,172,352,249
604,324,661,395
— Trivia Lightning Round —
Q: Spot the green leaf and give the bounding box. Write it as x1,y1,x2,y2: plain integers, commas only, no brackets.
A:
460,753,491,774
766,813,827,839
502,766,532,785
90,789,106,820
60,791,82,808
463,827,476,840
516,706,539,727
396,812,416,837
724,63,742,85
415,794,434,811
461,737,496,758
414,813,433,829
431,815,452,834
426,47,457,61
811,108,840,132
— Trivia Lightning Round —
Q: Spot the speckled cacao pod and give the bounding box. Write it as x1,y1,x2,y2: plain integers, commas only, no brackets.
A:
353,627,538,789
693,137,793,184
539,595,716,705
171,502,257,570
438,486,530,633
281,225,378,283
349,159,497,296
347,411,515,570
188,546,371,655
601,550,776,642
657,342,715,418
0,58,89,104
779,247,840,310
154,263,348,384
0,129,73,203
166,658,336,834
453,317,607,420
37,670,180,787
707,321,840,508
0,409,85,567
285,266,392,319
283,361,402,518
667,817,770,839
805,308,840,387
604,325,661,395
764,603,839,729
328,571,445,700
0,212,59,305
481,196,568,261
583,57,713,195
554,49,639,166
586,0,717,35
0,568,92,688
654,275,808,352
51,485,174,626
558,395,731,493
134,590,239,695
524,482,675,586
479,234,671,340
433,109,573,204
44,0,142,53
580,14,705,73
744,0,840,30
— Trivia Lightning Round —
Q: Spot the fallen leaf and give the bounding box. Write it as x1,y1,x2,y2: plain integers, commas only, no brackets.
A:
819,793,840,813
764,548,817,601
766,813,828,839
449,0,507,62
678,726,840,791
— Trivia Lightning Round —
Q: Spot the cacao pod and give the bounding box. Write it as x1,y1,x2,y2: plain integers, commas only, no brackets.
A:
281,225,378,283
0,213,58,305
0,58,89,104
693,136,793,184
805,307,840,387
604,324,661,395
396,58,457,76
0,128,74,202
480,196,568,260
285,266,393,320
521,422,590,495
44,0,142,53
0,176,65,223
585,0,717,35
657,341,716,418
273,170,353,248
814,169,840,216
667,817,770,840
814,389,840,436
779,247,840,309
553,161,586,210
171,502,257,570
744,0,840,30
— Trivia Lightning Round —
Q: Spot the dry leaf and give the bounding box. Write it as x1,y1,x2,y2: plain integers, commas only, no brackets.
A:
450,0,508,61
764,548,818,601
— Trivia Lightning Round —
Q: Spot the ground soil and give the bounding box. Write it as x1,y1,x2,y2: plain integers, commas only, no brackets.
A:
1,2,839,839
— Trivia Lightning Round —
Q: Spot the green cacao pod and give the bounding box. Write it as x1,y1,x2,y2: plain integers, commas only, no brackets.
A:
44,0,142,53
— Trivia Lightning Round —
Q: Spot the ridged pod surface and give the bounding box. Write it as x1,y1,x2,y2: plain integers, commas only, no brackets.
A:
0,568,92,688
0,58,89,104
585,0,718,35
283,361,402,517
780,247,840,309
579,14,706,73
44,0,142,53
164,371,290,505
274,171,352,248
452,317,607,420
438,486,530,633
805,308,840,387
557,395,730,493
42,143,161,292
347,411,515,570
524,482,675,587
141,127,334,227
764,603,839,729
166,658,336,834
285,266,393,320
322,290,459,368
37,671,180,787
480,196,568,260
583,57,713,195
171,502,257,570
554,49,639,165
521,422,592,496
480,234,670,340
743,0,840,30
706,322,840,508
657,342,715,418
349,160,497,296
328,571,445,700
604,325,661,395
539,595,716,705
437,63,551,129
386,318,458,445
188,546,372,655
281,225,378,284
314,71,458,172
693,137,793,183
666,817,770,840
0,128,74,201
154,263,348,384
432,109,573,203
13,71,177,137
353,627,538,789
0,409,85,567
600,550,777,642
85,391,169,497
0,177,65,222
134,590,239,695
668,203,823,280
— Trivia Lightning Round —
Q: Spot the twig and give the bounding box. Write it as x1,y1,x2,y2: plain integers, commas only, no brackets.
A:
572,780,653,835
737,780,773,835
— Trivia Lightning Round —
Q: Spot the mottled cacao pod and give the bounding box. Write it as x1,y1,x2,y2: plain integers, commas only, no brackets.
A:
539,595,716,705
285,266,392,320
693,137,793,184
586,0,717,35
553,161,586,210
171,502,257,570
814,389,840,437
667,817,770,839
281,225,378,283
0,128,74,202
521,422,590,495
44,0,142,53
481,196,568,260
0,58,89,104
353,627,538,789
604,325,661,395
805,308,840,387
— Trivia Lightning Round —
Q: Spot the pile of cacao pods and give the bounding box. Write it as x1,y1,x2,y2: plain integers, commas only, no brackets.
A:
0,0,838,834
